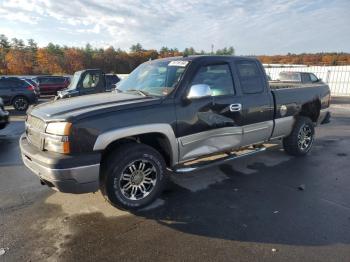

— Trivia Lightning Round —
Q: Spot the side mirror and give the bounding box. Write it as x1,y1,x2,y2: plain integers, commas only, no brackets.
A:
187,84,212,99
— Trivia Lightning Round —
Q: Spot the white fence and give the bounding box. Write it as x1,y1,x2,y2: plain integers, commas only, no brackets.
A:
264,65,350,96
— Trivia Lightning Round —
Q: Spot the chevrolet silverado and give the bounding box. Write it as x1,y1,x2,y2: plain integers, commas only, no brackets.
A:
20,56,331,210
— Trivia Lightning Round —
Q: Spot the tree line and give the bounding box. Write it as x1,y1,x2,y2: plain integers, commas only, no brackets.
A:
258,53,350,66
0,35,235,75
0,34,349,76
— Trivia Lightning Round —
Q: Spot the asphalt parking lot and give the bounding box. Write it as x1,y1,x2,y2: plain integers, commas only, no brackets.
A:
1,98,350,262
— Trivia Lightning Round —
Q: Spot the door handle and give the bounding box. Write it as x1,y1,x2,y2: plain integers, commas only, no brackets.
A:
230,103,242,112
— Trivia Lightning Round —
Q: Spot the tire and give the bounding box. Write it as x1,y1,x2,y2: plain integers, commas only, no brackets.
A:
12,96,29,111
283,116,315,156
101,143,167,210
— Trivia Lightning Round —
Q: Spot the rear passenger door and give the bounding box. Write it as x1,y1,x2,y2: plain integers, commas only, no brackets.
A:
232,60,274,146
176,61,244,161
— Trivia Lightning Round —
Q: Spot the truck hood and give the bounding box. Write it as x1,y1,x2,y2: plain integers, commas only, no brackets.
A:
29,92,160,121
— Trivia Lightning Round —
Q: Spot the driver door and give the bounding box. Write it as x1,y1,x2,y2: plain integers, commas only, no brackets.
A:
176,62,244,161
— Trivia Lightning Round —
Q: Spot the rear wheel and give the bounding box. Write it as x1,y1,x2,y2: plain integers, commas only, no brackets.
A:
101,143,167,210
12,96,29,111
283,116,315,156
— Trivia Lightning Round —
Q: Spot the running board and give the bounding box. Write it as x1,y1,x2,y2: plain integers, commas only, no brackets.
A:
172,147,266,174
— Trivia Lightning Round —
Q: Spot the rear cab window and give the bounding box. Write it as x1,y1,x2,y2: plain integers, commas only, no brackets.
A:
310,73,318,82
278,72,301,82
235,60,265,94
301,73,312,83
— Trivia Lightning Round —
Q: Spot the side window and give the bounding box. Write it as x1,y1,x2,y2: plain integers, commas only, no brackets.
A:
82,73,100,89
236,61,265,94
191,64,234,96
6,79,23,88
302,73,311,83
310,74,318,82
14,80,25,88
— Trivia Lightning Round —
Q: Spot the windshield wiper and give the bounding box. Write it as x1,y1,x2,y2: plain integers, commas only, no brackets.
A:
124,89,150,97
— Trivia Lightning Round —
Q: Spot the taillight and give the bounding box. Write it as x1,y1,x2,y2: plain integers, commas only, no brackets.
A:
27,85,34,91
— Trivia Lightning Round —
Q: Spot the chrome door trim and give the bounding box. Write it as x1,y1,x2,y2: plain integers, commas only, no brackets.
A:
178,126,243,161
179,127,242,146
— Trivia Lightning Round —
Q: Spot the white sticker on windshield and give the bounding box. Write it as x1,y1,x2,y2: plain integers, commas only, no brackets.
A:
168,61,189,67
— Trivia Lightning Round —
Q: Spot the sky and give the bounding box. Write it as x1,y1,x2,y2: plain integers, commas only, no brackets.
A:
0,0,349,55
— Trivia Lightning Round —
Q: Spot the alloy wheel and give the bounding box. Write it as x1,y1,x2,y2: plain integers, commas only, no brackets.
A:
116,159,157,201
14,97,28,111
297,124,313,151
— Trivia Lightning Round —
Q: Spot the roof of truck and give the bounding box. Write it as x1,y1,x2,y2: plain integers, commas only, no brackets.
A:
152,55,258,63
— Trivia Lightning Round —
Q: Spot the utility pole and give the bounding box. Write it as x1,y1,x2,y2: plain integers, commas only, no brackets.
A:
211,44,214,55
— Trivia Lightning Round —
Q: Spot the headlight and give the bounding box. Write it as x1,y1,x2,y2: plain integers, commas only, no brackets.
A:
46,122,71,135
44,122,71,153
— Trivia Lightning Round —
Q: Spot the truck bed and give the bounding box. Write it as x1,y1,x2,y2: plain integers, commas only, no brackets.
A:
269,81,321,90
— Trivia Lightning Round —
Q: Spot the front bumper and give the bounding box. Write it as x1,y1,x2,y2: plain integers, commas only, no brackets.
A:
20,134,100,193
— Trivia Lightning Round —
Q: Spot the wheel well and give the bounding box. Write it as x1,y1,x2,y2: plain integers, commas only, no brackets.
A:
299,100,321,122
100,133,173,169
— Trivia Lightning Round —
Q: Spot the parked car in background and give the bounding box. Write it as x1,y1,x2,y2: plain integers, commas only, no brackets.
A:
0,77,39,111
33,76,70,96
21,78,40,95
0,97,9,129
56,69,120,99
277,71,322,83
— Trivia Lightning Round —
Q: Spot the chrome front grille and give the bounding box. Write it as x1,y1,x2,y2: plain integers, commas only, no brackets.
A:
27,115,46,132
26,115,46,149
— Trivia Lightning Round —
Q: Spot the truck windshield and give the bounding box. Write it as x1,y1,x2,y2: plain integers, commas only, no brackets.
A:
67,71,81,90
117,60,188,96
279,72,301,82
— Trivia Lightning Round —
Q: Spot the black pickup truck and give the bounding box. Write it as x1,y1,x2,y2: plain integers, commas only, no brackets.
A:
20,56,331,210
56,69,120,99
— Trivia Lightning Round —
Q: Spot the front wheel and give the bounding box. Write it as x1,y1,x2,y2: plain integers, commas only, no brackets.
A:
12,96,29,111
101,143,167,210
283,116,315,156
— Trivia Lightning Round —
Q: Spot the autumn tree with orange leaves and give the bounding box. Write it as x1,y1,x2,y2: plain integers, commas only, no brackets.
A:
5,49,35,75
0,34,349,76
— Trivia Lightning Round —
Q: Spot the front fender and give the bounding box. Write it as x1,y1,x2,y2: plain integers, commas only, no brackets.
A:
93,124,179,166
